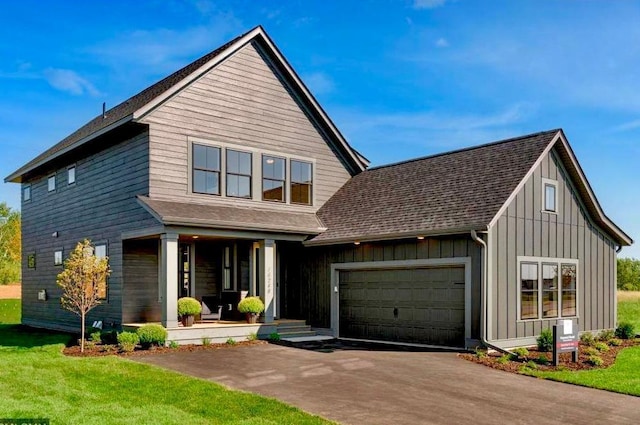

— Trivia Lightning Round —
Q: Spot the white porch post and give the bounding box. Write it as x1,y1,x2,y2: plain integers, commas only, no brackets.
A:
161,233,179,328
259,239,276,323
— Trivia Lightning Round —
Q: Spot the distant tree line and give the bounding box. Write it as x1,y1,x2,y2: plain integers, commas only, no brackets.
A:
618,258,640,291
0,202,21,285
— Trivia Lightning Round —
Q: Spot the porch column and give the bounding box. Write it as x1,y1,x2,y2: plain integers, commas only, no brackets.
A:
259,239,276,323
160,232,179,328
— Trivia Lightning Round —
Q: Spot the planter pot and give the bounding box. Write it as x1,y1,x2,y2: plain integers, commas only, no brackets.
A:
245,313,258,324
181,315,195,327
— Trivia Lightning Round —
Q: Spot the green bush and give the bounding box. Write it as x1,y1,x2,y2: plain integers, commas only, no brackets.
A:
617,258,640,290
594,341,610,353
201,337,211,346
609,338,622,347
537,329,553,352
100,330,118,345
580,332,595,346
536,354,549,365
474,348,487,359
237,296,265,314
117,332,139,352
512,347,529,359
587,355,603,367
496,354,512,364
90,331,102,343
137,324,168,348
247,332,258,341
226,338,237,346
615,322,635,340
582,346,599,356
597,329,616,342
168,341,179,349
525,360,538,370
268,332,281,341
177,297,202,317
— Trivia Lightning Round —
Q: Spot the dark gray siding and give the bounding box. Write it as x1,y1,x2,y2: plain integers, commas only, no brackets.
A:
285,236,481,338
194,241,220,299
21,128,158,332
489,147,618,341
122,239,160,323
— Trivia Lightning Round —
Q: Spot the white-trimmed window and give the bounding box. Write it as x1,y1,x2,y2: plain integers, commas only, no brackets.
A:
543,178,557,213
519,257,577,320
54,250,63,266
68,165,76,185
23,184,31,201
48,174,56,192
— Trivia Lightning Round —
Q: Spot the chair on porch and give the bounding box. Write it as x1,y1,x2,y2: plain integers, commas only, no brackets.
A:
200,296,223,322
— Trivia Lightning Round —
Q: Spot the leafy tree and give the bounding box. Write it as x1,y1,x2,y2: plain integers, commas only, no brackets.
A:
57,239,111,352
0,202,21,285
618,258,640,291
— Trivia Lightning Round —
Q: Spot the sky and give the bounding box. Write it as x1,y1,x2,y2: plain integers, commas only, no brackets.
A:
0,0,638,257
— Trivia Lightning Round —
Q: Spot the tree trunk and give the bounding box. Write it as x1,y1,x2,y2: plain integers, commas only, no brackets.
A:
81,311,85,353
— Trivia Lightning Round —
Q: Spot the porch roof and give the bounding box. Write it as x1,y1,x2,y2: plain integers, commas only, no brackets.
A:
137,196,326,235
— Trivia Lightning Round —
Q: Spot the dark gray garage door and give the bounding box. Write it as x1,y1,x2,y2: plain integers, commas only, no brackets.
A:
339,266,465,346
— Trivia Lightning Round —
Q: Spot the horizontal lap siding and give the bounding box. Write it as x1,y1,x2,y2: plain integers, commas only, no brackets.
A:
490,148,617,341
21,130,157,332
143,41,352,211
122,239,160,323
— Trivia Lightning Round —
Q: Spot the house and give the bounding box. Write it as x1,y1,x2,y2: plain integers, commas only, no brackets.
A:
5,26,632,348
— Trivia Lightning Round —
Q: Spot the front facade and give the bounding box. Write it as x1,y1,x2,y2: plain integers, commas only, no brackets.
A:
6,27,632,348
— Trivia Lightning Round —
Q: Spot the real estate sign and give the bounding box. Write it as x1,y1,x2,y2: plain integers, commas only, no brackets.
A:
553,319,579,366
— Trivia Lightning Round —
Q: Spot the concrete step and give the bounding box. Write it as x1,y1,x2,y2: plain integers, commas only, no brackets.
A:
276,320,308,328
277,325,312,333
278,330,318,339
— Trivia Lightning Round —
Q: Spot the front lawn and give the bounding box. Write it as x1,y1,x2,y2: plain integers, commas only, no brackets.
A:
0,299,20,324
0,311,329,424
618,291,640,333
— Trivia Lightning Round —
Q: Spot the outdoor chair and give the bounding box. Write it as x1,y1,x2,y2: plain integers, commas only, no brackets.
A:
200,296,223,321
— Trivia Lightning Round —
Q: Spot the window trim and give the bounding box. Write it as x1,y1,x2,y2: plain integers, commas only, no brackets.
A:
262,154,286,203
225,148,253,199
542,178,558,214
517,256,579,322
290,159,313,205
192,143,222,196
54,249,63,266
23,184,31,202
67,165,76,185
47,174,56,193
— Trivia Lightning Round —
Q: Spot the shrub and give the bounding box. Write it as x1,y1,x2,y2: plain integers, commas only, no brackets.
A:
512,347,529,360
537,329,553,352
85,326,101,338
594,341,610,353
536,354,549,365
474,348,487,359
580,332,595,346
247,332,258,341
582,346,599,356
100,330,118,345
609,338,622,347
117,332,139,352
201,337,211,346
525,360,538,370
168,341,179,349
615,322,635,340
90,331,102,343
238,296,265,314
137,324,168,348
496,354,512,364
226,338,237,345
587,355,603,367
597,329,615,342
177,297,202,317
268,332,281,341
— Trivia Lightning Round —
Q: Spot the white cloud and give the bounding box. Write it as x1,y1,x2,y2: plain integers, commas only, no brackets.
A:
612,119,640,132
43,68,100,96
413,0,447,10
303,72,335,95
435,37,449,48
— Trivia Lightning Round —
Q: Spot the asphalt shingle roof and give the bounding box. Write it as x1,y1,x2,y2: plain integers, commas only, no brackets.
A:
310,130,560,244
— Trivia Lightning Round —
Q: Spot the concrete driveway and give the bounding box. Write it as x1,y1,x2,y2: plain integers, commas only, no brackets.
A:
136,340,640,424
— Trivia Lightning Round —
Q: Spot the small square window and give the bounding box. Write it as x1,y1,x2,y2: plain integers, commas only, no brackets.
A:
23,185,31,201
48,175,56,192
68,166,76,185
54,250,63,266
27,253,36,269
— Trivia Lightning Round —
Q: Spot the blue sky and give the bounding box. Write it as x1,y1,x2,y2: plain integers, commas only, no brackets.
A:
0,0,638,257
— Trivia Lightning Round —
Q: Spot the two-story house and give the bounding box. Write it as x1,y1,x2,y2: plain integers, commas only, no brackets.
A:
6,26,632,349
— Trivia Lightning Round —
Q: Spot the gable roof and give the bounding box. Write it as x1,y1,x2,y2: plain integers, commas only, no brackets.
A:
5,26,367,183
308,129,632,247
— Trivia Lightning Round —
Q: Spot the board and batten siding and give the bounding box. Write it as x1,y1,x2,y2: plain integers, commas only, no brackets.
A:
141,40,353,212
21,129,158,332
489,147,617,341
284,236,482,338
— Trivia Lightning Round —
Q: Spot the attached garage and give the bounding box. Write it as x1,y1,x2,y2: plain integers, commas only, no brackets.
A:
331,259,471,348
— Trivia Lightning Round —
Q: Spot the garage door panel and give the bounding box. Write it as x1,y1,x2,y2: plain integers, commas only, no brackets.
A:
339,266,465,346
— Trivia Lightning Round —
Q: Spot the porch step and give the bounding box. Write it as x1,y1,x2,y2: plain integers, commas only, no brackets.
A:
276,320,317,340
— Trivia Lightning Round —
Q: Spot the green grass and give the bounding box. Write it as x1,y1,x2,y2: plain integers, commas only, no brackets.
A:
0,299,20,324
618,291,640,333
0,302,329,424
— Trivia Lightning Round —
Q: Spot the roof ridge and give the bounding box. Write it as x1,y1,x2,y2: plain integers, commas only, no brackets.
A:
367,128,561,171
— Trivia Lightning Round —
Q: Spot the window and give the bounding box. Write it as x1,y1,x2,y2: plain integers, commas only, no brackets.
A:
48,174,56,192
193,144,221,195
262,155,285,202
27,253,36,269
54,250,63,266
223,246,233,290
68,166,76,185
519,258,578,320
291,160,312,205
226,149,252,198
23,185,31,201
543,179,557,212
94,243,108,299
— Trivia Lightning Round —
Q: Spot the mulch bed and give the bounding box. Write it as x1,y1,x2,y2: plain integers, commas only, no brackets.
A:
459,338,640,373
64,339,267,357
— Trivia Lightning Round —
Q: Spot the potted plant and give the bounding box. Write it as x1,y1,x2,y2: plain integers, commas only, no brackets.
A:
237,296,265,324
177,297,202,327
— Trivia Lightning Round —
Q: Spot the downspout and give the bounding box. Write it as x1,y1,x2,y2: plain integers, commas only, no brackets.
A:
471,230,513,355
616,245,623,254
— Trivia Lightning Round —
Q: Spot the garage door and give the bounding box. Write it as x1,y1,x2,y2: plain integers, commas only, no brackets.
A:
338,266,465,346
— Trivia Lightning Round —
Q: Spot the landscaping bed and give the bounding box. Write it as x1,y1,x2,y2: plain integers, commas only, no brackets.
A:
64,339,267,357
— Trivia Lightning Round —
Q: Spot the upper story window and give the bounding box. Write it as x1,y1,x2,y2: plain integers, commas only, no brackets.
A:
519,257,577,321
48,174,56,192
262,155,285,202
68,165,76,185
23,185,31,201
193,144,221,195
226,149,252,198
543,179,557,213
291,160,312,205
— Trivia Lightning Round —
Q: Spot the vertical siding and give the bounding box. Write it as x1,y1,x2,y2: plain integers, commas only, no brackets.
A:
283,236,482,338
21,129,158,332
489,147,618,341
142,40,352,211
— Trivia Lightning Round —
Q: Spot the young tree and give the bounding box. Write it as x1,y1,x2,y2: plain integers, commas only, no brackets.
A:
57,239,111,352
0,202,21,285
618,258,640,291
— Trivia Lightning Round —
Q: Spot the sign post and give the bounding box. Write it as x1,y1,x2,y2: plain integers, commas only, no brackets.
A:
552,319,579,366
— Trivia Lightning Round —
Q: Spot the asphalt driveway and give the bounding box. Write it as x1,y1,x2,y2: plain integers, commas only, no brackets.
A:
136,340,640,424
